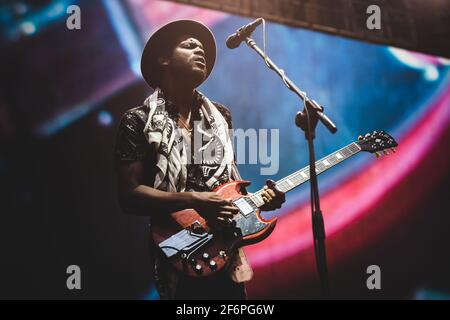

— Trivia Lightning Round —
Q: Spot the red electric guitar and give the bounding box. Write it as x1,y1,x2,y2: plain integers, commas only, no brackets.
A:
151,131,398,277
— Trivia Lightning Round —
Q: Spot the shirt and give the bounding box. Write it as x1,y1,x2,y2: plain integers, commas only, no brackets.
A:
114,92,234,191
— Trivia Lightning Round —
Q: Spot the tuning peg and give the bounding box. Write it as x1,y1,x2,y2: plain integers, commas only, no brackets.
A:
373,131,378,135
383,150,389,155
374,152,381,158
358,135,363,141
391,148,396,153
365,133,371,139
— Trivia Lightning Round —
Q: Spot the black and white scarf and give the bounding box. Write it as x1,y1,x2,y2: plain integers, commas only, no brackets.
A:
143,88,236,192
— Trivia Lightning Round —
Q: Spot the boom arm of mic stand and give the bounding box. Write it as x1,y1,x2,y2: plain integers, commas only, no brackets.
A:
245,37,337,134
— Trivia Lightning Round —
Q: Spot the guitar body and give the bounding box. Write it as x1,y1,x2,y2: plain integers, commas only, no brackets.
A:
150,180,277,277
149,131,398,278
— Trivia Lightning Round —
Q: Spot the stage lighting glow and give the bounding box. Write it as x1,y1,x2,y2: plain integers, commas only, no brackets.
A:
1,0,77,41
98,111,113,127
424,66,439,81
388,47,447,70
38,102,93,136
12,3,28,15
20,21,36,35
438,58,450,66
142,286,160,300
46,2,65,18
102,0,142,76
415,289,450,300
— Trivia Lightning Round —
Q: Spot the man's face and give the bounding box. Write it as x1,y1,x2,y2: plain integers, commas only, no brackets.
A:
162,35,208,87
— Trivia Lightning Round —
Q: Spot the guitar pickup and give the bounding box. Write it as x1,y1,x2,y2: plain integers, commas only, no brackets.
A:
233,198,254,217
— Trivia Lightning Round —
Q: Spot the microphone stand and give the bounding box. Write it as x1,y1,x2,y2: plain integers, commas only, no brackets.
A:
244,37,337,298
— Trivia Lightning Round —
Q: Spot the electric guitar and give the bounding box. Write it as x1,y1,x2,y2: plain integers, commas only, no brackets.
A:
151,131,398,277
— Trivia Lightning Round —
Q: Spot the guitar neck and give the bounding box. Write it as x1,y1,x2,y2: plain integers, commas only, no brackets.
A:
249,142,362,207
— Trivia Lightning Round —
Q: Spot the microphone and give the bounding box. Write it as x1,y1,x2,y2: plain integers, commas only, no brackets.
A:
226,18,263,49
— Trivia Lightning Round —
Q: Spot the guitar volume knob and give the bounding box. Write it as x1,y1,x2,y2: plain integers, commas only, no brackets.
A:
194,264,203,274
202,252,209,261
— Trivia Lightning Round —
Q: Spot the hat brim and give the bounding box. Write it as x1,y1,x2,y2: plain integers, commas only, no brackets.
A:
140,20,216,89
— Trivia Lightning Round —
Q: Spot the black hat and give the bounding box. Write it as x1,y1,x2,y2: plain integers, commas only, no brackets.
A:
140,20,217,89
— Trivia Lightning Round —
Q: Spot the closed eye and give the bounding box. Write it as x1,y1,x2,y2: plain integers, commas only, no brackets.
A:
182,42,195,49
182,40,204,51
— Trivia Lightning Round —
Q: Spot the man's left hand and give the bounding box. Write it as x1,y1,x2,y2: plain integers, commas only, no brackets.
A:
260,179,285,211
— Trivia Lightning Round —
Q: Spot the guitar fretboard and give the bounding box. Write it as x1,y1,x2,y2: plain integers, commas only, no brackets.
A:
249,142,362,207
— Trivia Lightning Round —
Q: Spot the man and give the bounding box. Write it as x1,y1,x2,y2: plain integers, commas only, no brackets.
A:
115,20,285,300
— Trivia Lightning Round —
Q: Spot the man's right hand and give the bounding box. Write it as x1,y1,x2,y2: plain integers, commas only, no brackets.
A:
191,192,239,226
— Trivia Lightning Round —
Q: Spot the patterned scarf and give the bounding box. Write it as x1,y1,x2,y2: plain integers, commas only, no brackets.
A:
143,88,235,192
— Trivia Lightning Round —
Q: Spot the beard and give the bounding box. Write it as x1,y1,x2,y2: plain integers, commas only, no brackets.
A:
171,61,207,88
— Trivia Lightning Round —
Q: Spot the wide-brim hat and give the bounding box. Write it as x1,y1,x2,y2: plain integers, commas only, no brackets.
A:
140,20,216,89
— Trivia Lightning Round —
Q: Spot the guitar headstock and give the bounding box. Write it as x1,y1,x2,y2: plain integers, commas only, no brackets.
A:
356,131,398,157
